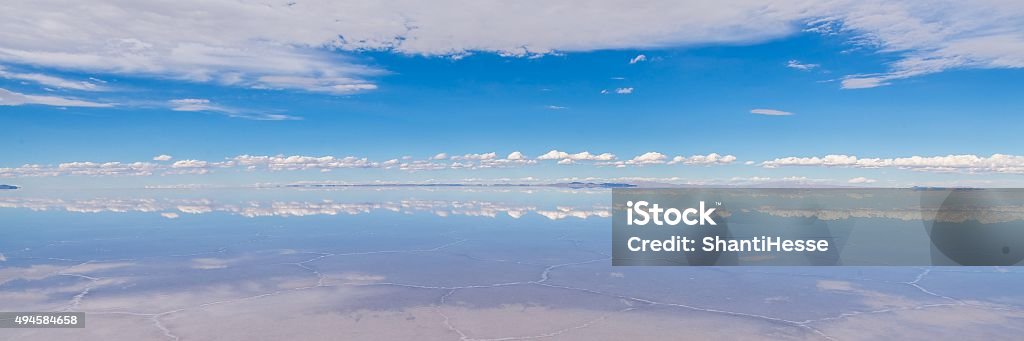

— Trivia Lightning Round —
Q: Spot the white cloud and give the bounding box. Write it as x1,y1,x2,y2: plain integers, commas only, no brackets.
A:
399,160,448,172
629,54,647,64
0,2,382,94
478,158,536,168
840,76,890,89
430,153,448,160
786,59,819,71
0,66,104,91
668,153,737,165
171,160,209,169
450,152,497,161
573,152,616,161
163,158,234,175
169,98,220,112
168,98,299,121
750,108,794,116
536,150,570,160
0,88,111,107
537,150,616,162
545,105,567,110
56,161,159,177
0,1,1021,91
761,154,1024,173
233,155,377,171
0,196,612,221
329,2,808,56
254,76,378,94
245,113,300,121
820,2,1024,89
153,155,173,161
598,152,737,168
626,152,667,166
847,176,877,184
439,151,536,169
600,87,635,95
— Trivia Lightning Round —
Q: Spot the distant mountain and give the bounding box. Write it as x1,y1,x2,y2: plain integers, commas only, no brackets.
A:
0,184,19,190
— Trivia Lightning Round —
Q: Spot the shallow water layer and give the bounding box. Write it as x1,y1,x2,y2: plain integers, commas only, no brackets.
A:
1,188,1022,340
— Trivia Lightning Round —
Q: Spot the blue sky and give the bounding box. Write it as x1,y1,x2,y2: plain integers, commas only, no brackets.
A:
2,1,1024,188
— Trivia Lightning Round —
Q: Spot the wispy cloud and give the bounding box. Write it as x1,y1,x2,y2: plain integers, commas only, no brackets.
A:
0,2,383,94
545,105,567,110
0,88,112,107
168,99,225,112
153,155,173,161
168,98,300,121
814,2,1024,89
602,87,634,95
0,66,105,91
629,54,647,64
786,59,819,71
839,75,890,89
251,76,379,94
0,1,1021,91
750,108,794,116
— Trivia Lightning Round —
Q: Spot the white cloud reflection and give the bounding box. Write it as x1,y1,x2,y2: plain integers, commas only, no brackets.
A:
0,196,611,221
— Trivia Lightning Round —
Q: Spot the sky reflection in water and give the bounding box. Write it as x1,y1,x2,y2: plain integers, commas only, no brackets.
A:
1,188,1023,340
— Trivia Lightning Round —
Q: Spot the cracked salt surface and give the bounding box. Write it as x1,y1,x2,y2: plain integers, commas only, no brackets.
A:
1,188,1023,340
